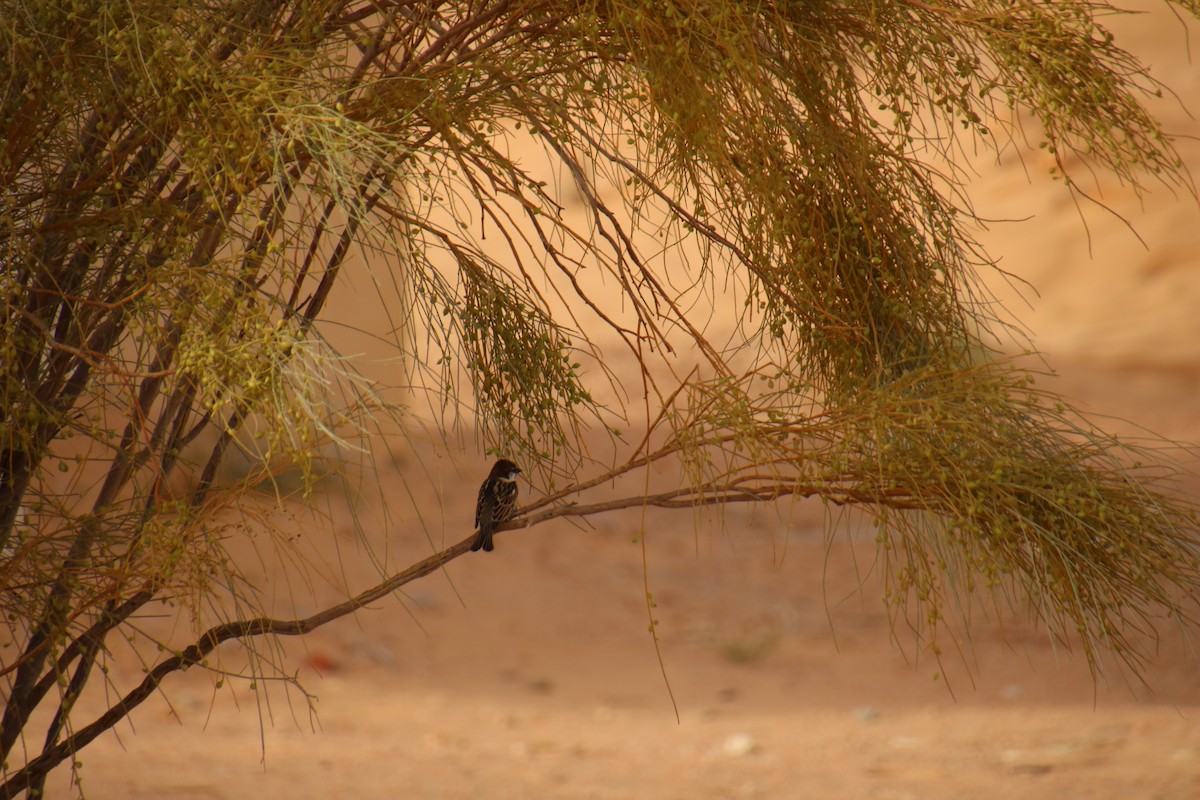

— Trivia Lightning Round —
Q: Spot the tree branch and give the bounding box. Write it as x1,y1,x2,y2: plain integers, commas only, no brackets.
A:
0,471,913,798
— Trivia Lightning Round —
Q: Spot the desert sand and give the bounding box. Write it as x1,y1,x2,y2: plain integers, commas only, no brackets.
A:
38,6,1200,799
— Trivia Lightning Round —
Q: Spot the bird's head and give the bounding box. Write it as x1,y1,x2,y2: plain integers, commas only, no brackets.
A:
490,458,521,482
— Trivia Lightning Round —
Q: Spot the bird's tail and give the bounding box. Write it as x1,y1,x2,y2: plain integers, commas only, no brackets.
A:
470,526,494,552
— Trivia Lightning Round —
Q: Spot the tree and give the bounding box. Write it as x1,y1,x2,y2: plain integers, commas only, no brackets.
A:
3,0,1198,795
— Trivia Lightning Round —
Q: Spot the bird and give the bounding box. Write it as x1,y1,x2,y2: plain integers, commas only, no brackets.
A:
470,458,521,552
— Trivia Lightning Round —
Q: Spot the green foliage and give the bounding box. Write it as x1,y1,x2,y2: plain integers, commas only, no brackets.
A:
2,0,1199,794
848,368,1198,668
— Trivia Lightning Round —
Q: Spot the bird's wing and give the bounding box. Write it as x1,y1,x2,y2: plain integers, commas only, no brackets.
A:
474,484,483,528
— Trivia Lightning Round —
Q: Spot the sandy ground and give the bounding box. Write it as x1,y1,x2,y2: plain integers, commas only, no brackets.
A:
32,6,1200,799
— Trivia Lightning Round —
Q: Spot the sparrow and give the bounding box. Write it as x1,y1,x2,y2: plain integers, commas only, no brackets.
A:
470,458,521,552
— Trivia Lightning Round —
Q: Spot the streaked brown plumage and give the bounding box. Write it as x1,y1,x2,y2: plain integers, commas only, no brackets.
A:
471,458,521,552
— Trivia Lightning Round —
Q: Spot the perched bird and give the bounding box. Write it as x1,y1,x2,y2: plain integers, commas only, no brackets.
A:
471,458,521,552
